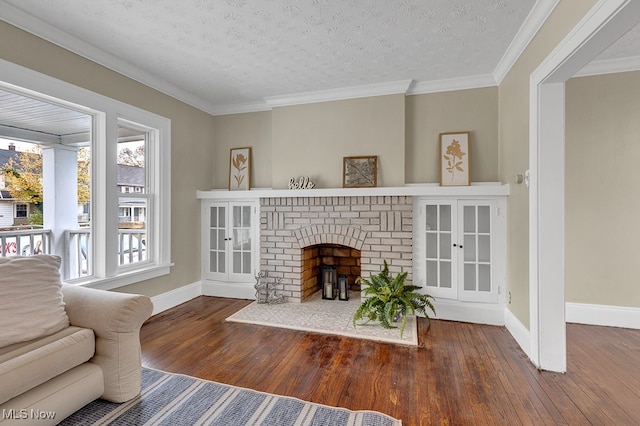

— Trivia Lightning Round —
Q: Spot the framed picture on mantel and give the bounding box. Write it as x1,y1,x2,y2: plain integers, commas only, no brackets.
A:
343,156,378,188
229,147,251,191
440,132,470,186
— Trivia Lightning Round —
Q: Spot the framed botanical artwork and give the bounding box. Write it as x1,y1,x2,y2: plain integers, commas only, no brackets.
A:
343,156,377,188
440,132,470,186
229,147,251,191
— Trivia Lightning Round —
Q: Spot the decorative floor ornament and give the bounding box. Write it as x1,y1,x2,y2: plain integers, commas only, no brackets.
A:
254,271,284,305
226,291,418,346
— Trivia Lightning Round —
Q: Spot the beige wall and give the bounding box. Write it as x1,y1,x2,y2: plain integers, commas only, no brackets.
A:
0,21,215,297
212,111,272,189
565,72,640,307
272,95,405,189
405,87,499,183
213,89,501,189
498,0,597,327
213,95,408,189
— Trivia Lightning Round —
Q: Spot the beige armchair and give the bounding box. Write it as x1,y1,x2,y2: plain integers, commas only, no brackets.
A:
0,255,153,425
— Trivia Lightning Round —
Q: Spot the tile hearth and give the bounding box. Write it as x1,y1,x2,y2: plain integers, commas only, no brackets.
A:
225,290,419,346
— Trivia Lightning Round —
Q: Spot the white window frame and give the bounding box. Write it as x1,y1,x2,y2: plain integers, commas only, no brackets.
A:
0,58,172,290
116,118,153,270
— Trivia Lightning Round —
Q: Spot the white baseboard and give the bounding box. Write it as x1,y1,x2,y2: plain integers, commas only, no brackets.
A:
149,280,254,316
432,299,505,326
201,280,255,300
504,307,531,360
150,281,202,315
566,302,640,330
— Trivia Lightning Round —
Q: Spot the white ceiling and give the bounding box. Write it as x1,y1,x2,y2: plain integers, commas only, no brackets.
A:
595,21,640,61
1,0,541,114
1,0,640,116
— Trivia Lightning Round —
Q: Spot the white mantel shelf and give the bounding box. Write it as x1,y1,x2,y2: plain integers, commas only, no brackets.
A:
197,183,510,200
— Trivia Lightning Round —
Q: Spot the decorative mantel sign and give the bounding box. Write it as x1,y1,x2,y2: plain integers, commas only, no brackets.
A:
289,176,316,190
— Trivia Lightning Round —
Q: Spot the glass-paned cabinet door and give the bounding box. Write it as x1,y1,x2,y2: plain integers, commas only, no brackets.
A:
204,203,227,280
230,203,253,279
424,201,457,299
458,201,497,303
202,201,257,282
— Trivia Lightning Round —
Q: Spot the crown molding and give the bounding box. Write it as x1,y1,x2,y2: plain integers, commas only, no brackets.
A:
264,79,413,108
0,1,222,116
493,0,561,84
573,55,640,78
210,101,272,116
407,74,496,95
213,75,497,115
211,75,499,115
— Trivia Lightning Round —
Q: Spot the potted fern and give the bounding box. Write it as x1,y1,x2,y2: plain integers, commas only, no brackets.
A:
353,261,435,337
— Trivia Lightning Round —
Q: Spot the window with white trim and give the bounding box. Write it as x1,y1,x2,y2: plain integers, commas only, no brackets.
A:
0,60,171,290
117,120,149,267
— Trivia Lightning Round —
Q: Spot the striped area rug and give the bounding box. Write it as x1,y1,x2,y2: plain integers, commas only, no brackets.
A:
61,367,402,425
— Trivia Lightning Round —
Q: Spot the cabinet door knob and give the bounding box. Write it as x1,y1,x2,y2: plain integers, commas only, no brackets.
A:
453,244,457,247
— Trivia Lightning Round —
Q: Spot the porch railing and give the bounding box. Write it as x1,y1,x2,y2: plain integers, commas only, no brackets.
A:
1,228,146,280
66,228,147,279
118,229,147,266
66,228,90,280
0,228,51,257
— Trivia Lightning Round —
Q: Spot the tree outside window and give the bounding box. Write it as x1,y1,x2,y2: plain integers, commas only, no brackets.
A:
1,144,91,225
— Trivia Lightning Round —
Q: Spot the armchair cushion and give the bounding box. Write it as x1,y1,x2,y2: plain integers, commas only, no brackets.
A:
0,255,69,349
0,326,95,405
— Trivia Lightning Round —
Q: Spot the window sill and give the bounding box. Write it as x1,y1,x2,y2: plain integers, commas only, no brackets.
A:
65,263,174,291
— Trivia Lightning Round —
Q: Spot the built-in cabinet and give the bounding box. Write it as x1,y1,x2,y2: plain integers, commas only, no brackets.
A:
200,200,259,298
414,196,506,325
198,185,508,322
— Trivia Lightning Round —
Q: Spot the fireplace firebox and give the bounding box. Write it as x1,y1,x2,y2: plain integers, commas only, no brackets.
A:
303,244,361,300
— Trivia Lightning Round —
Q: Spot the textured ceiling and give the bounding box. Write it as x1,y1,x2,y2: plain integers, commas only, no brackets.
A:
595,22,640,62
0,0,537,113
1,1,640,116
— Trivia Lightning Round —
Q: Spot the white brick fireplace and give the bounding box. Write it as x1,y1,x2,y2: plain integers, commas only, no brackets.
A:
260,195,413,302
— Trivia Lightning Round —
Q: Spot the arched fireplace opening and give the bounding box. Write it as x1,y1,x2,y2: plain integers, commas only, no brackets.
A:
301,244,361,300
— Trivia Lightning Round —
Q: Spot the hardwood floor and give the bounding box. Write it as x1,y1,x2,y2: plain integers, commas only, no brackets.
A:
140,296,640,425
